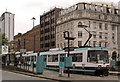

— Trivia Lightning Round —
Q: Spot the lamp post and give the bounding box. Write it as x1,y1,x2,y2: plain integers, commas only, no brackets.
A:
31,17,36,28
63,31,75,78
31,17,36,73
78,24,92,47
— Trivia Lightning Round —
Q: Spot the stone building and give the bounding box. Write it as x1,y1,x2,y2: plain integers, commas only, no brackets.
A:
56,2,120,61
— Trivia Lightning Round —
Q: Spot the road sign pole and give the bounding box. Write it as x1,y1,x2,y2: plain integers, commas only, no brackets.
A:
63,31,75,78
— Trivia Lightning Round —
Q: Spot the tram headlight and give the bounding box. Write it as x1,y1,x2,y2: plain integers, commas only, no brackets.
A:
98,65,101,67
106,65,110,67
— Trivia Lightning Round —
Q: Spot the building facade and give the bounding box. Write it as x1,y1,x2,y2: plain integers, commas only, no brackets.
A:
56,2,120,61
14,25,40,52
0,12,14,41
39,8,61,51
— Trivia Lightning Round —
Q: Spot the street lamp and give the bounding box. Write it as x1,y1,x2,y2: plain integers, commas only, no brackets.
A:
63,31,75,78
31,17,36,73
31,17,36,28
78,24,92,47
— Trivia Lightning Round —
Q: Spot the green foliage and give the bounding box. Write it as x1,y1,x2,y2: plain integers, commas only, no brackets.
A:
2,33,8,45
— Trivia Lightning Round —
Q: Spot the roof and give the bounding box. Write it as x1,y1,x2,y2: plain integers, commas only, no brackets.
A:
74,47,108,51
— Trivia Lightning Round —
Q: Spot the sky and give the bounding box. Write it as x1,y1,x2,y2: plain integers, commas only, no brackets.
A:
0,0,119,35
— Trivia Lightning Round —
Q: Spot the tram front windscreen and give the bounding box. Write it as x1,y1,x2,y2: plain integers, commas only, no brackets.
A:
88,50,109,64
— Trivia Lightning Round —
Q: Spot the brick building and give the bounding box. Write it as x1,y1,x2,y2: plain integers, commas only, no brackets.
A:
14,25,40,52
39,8,61,51
14,33,22,52
14,7,61,52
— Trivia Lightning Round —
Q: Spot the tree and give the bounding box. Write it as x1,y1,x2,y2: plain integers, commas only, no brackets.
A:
2,33,8,45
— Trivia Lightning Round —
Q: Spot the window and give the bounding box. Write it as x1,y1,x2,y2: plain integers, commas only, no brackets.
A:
93,22,96,29
51,18,55,24
51,41,55,46
112,33,115,39
99,23,102,29
104,14,107,20
78,41,82,47
105,24,108,30
78,22,82,27
45,28,50,33
51,11,55,16
40,37,43,41
60,54,64,62
40,44,43,49
88,21,90,27
99,42,101,47
105,42,107,47
87,51,97,62
105,33,108,39
45,35,50,40
70,53,83,62
78,31,82,38
64,43,66,48
93,31,96,38
45,43,50,47
99,14,102,19
40,30,43,35
41,16,44,21
88,50,109,63
60,43,63,48
41,23,44,28
51,34,55,39
112,25,115,30
93,41,96,47
57,44,59,48
99,32,102,39
51,26,55,31
48,55,58,62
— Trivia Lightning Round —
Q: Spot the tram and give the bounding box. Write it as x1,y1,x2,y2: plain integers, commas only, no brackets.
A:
15,47,110,76
40,47,110,76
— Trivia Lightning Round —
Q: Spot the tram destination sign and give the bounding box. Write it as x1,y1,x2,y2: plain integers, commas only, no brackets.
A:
20,49,26,53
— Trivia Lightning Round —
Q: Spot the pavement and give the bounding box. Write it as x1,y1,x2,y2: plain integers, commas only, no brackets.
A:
2,70,47,80
3,65,120,82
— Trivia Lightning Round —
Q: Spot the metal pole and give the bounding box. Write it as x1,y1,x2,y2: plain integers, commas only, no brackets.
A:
67,32,70,78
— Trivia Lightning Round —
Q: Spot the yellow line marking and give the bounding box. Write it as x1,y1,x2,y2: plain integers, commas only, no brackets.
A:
3,70,47,80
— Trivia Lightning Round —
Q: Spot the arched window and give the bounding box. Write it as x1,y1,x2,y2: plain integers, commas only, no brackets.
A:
78,22,82,27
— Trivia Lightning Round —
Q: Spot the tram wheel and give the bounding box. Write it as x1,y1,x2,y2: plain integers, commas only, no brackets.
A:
104,71,109,76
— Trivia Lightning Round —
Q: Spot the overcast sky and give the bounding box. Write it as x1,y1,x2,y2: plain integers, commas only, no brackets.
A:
0,0,119,35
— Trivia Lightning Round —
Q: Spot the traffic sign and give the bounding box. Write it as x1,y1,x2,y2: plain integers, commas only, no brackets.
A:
2,46,8,54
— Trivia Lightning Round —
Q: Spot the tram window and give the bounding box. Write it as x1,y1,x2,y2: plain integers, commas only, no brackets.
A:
43,56,47,62
27,57,29,61
31,56,34,61
60,55,64,62
48,55,52,62
48,55,58,62
88,51,97,62
34,56,36,61
27,57,30,61
70,53,82,62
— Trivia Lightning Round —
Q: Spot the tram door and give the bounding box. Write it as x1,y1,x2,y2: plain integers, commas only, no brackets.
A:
59,54,65,68
30,56,34,67
43,55,47,68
